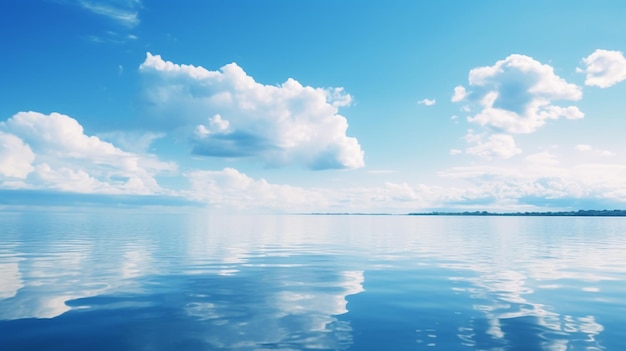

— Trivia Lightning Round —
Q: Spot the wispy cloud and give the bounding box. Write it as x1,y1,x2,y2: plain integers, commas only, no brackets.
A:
87,32,139,44
575,144,615,157
366,169,396,174
79,0,141,28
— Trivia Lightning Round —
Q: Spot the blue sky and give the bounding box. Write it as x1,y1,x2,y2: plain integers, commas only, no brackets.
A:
2,0,626,213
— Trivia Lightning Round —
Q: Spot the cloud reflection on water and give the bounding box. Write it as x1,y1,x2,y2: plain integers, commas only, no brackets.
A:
175,269,363,350
346,215,624,350
0,212,365,350
0,213,625,350
431,217,622,350
447,264,605,350
0,262,22,299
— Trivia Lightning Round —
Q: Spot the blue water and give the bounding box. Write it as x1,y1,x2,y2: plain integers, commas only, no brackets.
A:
1,211,625,350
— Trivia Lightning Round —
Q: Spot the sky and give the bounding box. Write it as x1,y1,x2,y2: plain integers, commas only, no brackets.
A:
1,0,626,213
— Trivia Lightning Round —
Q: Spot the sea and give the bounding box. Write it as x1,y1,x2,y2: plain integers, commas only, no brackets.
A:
1,210,625,350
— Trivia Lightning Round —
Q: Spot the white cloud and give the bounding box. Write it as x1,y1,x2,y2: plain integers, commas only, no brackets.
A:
464,131,522,160
449,149,462,156
418,98,436,106
580,49,626,88
185,168,328,212
451,85,467,102
0,131,35,179
575,144,615,157
5,112,121,159
0,111,175,195
457,54,583,134
34,163,120,193
524,151,559,166
139,53,365,170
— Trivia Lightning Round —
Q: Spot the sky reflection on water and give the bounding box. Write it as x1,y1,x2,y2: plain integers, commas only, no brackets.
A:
0,212,625,350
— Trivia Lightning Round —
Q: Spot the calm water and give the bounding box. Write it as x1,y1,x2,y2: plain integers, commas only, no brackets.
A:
1,211,625,350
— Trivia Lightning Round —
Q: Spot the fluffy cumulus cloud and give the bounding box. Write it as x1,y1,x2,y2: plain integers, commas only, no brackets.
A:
139,53,364,170
0,131,35,179
451,54,584,160
579,49,626,88
454,54,583,134
0,111,175,194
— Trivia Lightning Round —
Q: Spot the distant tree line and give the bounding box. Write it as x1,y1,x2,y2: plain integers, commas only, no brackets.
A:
408,209,626,217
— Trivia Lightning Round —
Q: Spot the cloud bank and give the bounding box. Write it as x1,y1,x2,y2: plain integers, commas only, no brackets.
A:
439,146,626,210
139,53,364,170
2,109,622,212
185,167,328,213
178,141,623,213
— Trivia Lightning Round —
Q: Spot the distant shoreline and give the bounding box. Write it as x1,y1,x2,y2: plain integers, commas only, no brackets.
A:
408,209,626,217
306,210,626,217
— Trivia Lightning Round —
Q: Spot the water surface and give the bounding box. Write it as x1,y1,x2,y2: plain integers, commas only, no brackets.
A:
1,211,625,350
